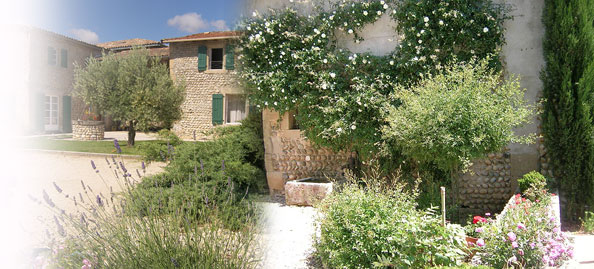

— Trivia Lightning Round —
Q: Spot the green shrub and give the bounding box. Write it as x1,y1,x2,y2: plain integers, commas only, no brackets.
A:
517,171,548,201
38,156,259,268
315,175,467,268
582,211,594,234
139,129,183,162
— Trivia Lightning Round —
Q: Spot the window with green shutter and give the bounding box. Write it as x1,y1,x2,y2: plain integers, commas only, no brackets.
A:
198,45,207,71
225,45,235,70
61,49,68,68
212,94,224,125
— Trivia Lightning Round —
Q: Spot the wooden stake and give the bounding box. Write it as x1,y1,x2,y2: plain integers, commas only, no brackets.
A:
441,186,446,227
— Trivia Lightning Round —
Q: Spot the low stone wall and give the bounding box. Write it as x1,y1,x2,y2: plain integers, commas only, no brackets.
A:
72,120,104,141
457,149,513,217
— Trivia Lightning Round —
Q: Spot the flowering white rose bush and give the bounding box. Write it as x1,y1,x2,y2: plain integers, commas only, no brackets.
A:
238,0,509,160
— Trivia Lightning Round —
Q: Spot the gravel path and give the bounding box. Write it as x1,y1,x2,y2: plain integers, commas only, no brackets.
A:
258,196,320,269
562,234,594,268
0,150,165,268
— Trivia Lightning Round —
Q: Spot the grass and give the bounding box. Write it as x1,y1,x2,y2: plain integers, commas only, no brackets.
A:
20,136,173,155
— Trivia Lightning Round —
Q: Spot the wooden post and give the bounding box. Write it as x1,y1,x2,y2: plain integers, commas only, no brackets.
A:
441,187,446,227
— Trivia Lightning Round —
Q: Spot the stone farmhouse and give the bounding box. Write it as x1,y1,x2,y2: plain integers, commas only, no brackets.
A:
162,31,248,140
246,0,548,215
18,26,103,134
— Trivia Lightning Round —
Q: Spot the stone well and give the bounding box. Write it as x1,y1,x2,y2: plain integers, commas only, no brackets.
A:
72,120,105,141
285,178,334,206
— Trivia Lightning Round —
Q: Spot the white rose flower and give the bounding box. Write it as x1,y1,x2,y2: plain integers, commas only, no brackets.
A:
351,125,356,130
330,72,336,78
348,29,353,34
321,33,326,38
363,10,368,16
483,27,489,33
420,29,425,34
424,16,429,22
274,101,278,106
383,4,389,9
389,60,394,65
439,20,444,25
418,39,422,44
377,11,382,15
337,127,342,133
380,1,385,4
323,59,328,63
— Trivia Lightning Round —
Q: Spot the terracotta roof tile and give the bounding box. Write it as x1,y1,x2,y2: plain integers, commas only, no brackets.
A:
162,31,241,42
97,38,161,49
115,47,169,58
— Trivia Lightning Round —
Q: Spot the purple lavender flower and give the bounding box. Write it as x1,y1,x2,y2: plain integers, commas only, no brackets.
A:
81,180,86,191
136,169,142,178
119,162,128,173
113,139,121,154
200,159,204,175
52,182,62,193
91,160,96,170
507,232,517,242
96,195,103,207
111,156,116,165
141,161,146,170
105,157,110,166
42,190,55,207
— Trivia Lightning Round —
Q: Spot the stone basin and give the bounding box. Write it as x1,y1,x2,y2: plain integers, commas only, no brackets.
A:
285,177,333,206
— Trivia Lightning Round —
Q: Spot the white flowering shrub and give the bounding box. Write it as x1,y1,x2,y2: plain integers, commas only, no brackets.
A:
238,0,509,159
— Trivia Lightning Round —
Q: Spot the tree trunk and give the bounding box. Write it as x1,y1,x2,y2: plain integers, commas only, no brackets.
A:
128,120,136,147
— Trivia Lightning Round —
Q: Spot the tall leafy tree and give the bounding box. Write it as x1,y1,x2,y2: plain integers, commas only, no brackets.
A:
542,0,594,221
74,48,185,146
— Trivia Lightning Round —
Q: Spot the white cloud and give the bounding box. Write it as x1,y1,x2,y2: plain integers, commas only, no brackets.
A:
210,20,229,31
167,12,208,33
70,28,99,44
167,12,229,32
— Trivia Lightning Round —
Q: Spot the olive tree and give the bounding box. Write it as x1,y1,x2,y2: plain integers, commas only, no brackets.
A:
74,48,184,146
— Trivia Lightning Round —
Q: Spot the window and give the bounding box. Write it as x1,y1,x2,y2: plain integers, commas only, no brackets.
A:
226,95,246,123
211,48,223,69
289,109,299,129
48,46,56,65
44,95,59,130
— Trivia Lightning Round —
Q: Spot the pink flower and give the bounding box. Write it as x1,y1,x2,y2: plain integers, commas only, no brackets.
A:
83,259,91,265
507,232,517,242
82,265,90,269
517,223,526,230
477,238,485,247
518,249,524,256
485,212,491,216
530,242,536,249
553,227,560,233
512,241,519,248
475,227,484,233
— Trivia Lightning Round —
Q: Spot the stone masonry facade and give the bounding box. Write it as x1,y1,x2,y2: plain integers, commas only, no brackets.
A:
168,40,243,140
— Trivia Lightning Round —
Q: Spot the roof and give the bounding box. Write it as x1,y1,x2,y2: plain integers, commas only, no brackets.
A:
22,25,102,50
115,47,169,58
97,38,164,50
162,31,241,43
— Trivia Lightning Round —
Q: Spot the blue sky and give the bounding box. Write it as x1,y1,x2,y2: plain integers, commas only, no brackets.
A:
6,0,244,44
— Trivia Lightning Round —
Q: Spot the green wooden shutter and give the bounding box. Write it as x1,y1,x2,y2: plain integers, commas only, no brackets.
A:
212,94,224,125
225,45,235,70
62,96,72,132
61,49,68,68
198,45,207,71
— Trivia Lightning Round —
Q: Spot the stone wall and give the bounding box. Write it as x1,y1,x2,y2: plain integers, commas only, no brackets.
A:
72,121,104,140
262,110,353,194
168,40,243,140
457,149,513,216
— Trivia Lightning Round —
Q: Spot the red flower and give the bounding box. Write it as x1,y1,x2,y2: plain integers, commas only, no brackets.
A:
473,216,487,224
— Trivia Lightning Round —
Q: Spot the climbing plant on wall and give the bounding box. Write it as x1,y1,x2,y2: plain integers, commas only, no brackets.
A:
542,0,594,221
238,0,509,161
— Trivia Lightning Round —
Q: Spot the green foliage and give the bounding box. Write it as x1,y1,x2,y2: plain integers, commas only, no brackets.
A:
74,48,185,145
475,195,573,268
239,0,509,159
542,0,594,221
518,171,548,201
139,129,183,162
582,211,594,234
315,172,467,268
39,157,258,268
383,59,532,173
